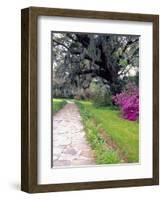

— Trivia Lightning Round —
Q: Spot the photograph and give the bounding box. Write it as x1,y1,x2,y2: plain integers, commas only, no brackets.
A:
21,7,159,193
52,32,139,168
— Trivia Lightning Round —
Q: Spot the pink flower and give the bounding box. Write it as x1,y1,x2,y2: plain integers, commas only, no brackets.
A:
112,83,139,121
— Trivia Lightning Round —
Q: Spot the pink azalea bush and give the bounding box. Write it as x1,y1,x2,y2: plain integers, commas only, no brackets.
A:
112,83,139,121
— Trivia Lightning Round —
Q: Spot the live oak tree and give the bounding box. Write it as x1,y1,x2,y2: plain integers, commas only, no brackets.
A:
52,32,139,98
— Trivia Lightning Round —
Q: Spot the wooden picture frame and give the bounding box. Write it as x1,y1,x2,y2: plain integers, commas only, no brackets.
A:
21,7,159,193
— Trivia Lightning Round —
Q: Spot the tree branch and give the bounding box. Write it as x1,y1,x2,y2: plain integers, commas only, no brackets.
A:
66,33,78,42
122,38,139,54
53,39,70,50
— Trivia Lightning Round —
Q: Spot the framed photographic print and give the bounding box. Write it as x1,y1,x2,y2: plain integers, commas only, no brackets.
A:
21,7,159,193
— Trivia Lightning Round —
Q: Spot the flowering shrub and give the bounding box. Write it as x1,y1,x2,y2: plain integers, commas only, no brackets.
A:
112,83,139,121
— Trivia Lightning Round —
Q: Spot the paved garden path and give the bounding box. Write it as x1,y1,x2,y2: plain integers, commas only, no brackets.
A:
53,102,95,167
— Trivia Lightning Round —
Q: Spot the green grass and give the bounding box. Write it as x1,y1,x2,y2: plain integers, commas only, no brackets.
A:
75,100,139,164
53,98,67,113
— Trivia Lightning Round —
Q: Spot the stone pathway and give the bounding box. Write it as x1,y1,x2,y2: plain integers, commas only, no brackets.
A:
53,102,95,167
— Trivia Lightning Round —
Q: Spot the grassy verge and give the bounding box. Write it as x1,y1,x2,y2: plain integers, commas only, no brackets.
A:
53,98,67,114
75,101,120,164
75,100,139,164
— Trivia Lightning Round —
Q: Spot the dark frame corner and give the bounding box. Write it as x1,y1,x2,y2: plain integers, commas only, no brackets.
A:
21,7,159,193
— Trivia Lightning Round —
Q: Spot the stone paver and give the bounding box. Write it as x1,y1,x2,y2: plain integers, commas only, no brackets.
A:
53,102,95,167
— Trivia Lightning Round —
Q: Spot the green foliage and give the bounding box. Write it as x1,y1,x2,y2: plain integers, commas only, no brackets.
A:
76,100,139,163
110,79,127,95
128,71,139,86
75,101,120,164
110,75,139,95
53,98,67,114
52,33,139,100
90,78,112,107
119,59,128,67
